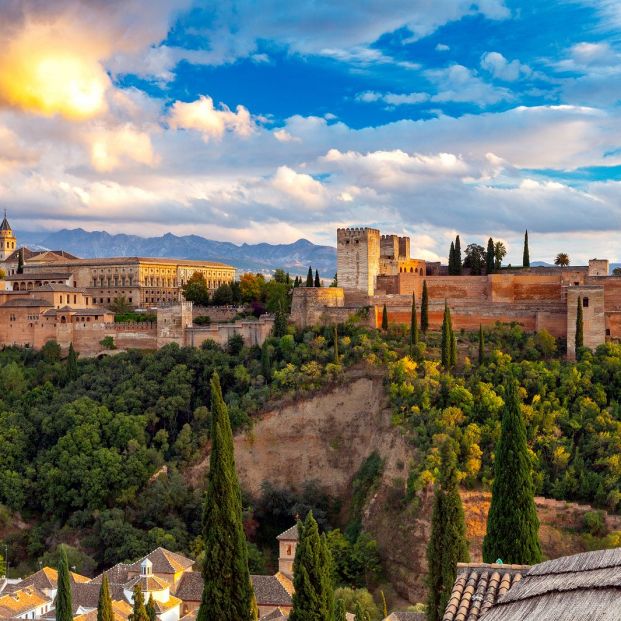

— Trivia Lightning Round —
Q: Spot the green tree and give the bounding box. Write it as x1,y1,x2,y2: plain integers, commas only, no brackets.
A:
146,595,156,621
381,305,388,331
478,325,484,365
273,302,288,338
17,248,24,274
555,253,570,267
455,235,462,275
464,244,484,275
212,283,234,305
335,599,346,621
441,303,451,368
314,270,321,287
448,241,456,276
482,376,542,565
97,574,114,621
330,273,338,287
261,341,272,381
334,588,378,621
426,441,469,621
450,310,457,368
290,512,335,621
333,326,340,364
197,373,257,621
522,230,530,268
306,267,314,287
66,343,79,381
494,241,507,270
56,545,73,621
421,281,429,333
129,585,149,621
182,272,211,306
575,296,584,356
354,601,369,621
409,293,418,354
486,237,495,274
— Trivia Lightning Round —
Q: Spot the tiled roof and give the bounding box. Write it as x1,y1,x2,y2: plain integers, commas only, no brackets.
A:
71,582,126,614
274,572,294,596
443,562,528,621
89,563,131,586
260,609,289,620
276,525,299,541
4,567,90,594
124,574,169,593
179,610,197,621
74,599,132,621
1,298,53,307
36,284,84,292
152,594,182,613
173,572,203,601
0,587,50,616
251,575,293,607
127,548,195,575
482,548,621,621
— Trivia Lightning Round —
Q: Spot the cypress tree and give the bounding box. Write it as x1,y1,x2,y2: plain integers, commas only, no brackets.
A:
97,575,114,621
482,376,542,565
261,341,272,381
146,595,156,621
290,512,334,621
273,302,288,338
449,309,457,368
197,373,257,621
486,237,495,274
66,343,79,381
333,325,339,364
381,304,388,331
441,303,450,368
523,230,530,268
448,241,456,275
455,236,462,275
426,441,470,621
409,293,418,354
478,324,485,365
421,281,429,333
575,296,584,357
314,270,321,287
129,586,149,621
17,248,24,274
335,599,346,621
56,545,73,621
306,267,314,287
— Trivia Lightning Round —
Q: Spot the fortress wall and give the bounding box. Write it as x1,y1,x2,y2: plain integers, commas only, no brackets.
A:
567,287,606,359
186,316,275,348
598,277,621,311
290,287,345,328
606,312,621,339
423,276,490,301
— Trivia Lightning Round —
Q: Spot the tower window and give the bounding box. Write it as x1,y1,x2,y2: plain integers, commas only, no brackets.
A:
583,297,589,308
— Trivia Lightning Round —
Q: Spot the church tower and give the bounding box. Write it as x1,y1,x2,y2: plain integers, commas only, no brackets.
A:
0,211,16,261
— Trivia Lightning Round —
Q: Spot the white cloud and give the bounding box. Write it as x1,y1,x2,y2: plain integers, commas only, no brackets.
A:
168,96,255,141
427,64,512,105
481,51,531,81
435,43,450,52
356,91,429,105
88,124,156,172
270,166,328,210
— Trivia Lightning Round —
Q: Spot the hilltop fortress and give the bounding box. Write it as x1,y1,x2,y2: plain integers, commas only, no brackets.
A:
291,227,621,358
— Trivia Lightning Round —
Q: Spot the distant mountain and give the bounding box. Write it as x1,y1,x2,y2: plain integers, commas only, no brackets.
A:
16,228,337,275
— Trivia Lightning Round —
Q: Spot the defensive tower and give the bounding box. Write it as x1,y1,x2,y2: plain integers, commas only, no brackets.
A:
337,227,380,295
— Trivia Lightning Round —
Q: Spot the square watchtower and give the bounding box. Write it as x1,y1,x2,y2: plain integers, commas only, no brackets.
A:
337,228,380,295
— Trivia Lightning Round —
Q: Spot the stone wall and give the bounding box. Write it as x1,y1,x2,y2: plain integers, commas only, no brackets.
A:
566,286,606,359
191,305,243,322
290,287,346,328
186,315,274,348
337,228,380,295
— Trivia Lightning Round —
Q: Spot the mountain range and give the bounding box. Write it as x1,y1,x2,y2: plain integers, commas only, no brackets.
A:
17,228,337,275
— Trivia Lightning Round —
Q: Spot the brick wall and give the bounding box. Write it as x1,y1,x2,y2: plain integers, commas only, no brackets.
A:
567,286,606,359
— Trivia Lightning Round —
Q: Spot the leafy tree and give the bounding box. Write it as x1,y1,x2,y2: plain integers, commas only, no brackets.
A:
306,267,314,287
264,280,290,314
41,340,62,363
261,341,272,381
197,373,257,621
182,272,210,306
97,574,114,621
426,441,469,621
56,545,73,621
409,293,418,354
129,585,149,621
273,269,289,284
555,253,570,267
494,241,507,270
464,244,485,275
486,237,495,274
290,512,334,621
483,376,542,565
330,273,338,287
478,325,484,365
239,273,266,303
523,230,530,267
273,302,288,338
212,284,234,305
333,588,379,621
613,267,621,277
576,296,584,356
99,336,116,350
66,344,79,381
315,270,321,287
381,305,388,331
421,281,429,333
146,595,156,621
454,235,462,275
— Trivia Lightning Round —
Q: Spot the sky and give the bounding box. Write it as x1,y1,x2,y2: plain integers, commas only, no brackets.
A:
1,1,621,264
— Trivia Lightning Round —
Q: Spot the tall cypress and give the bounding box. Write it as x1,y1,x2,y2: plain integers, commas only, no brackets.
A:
197,373,257,621
306,267,314,287
66,343,79,381
290,512,334,621
409,293,418,354
426,441,470,621
478,325,485,365
56,545,73,621
441,303,451,368
314,270,321,287
261,341,272,381
421,281,429,333
17,248,24,274
273,302,288,338
575,296,584,357
449,308,457,368
523,230,530,268
146,595,156,621
486,238,495,274
97,575,114,621
381,304,388,331
455,236,462,275
129,586,149,621
448,241,456,275
483,376,542,564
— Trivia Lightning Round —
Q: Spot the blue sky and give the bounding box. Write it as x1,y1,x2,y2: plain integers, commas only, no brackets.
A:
1,0,621,264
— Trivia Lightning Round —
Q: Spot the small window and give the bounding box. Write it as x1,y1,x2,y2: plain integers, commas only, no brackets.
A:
583,297,589,308
606,328,611,336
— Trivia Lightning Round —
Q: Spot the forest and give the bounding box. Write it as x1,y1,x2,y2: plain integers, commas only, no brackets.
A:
0,317,620,593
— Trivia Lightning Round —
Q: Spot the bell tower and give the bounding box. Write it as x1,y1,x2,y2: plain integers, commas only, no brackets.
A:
0,211,16,261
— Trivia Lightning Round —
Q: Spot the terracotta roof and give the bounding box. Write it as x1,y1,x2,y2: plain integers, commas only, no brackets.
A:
251,575,293,607
74,599,132,621
90,563,132,586
20,257,234,269
173,572,203,601
260,609,288,620
0,587,50,617
4,567,90,593
482,547,621,621
276,525,299,541
126,548,194,576
124,574,169,593
443,562,529,621
274,572,294,596
1,298,53,307
70,582,125,614
36,284,84,292
152,594,182,613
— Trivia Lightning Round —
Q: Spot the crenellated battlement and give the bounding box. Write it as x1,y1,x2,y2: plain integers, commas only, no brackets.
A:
337,227,380,238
